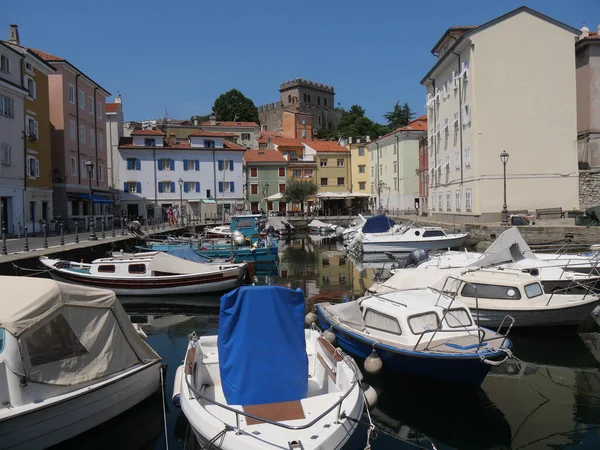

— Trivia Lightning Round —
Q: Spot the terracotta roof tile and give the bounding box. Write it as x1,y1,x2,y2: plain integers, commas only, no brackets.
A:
243,149,287,163
131,129,166,136
188,130,237,138
199,121,259,127
398,115,428,131
28,48,65,61
223,140,245,150
105,103,121,114
271,137,304,147
302,140,349,153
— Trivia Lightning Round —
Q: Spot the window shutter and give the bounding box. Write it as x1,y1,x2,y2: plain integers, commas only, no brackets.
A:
137,182,142,193
26,159,31,176
184,182,189,193
230,182,235,192
136,159,141,170
158,182,163,193
170,160,175,171
35,159,39,177
196,182,200,192
157,159,163,171
229,160,233,171
171,181,175,192
195,160,199,171
124,182,129,192
183,160,188,171
219,181,223,193
218,160,223,171
211,141,215,148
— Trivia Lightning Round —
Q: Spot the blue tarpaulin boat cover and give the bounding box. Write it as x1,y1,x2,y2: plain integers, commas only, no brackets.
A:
362,214,396,233
165,247,211,263
218,286,308,406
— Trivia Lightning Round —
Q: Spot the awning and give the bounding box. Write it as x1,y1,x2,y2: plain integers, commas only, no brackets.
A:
203,199,217,204
70,193,113,204
316,192,373,200
263,193,283,201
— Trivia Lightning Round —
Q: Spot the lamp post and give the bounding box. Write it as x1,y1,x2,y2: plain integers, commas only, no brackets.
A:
178,178,184,226
500,151,510,225
84,160,97,240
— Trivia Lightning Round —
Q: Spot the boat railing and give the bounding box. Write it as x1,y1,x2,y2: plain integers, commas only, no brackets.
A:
545,261,600,305
184,348,361,434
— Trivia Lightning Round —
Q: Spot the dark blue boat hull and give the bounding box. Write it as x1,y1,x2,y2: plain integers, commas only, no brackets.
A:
316,305,508,387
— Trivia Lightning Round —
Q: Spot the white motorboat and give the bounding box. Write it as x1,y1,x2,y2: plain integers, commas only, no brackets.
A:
40,252,249,296
315,284,512,386
176,285,364,450
265,217,295,236
341,215,368,243
205,225,232,238
308,219,340,234
0,277,162,449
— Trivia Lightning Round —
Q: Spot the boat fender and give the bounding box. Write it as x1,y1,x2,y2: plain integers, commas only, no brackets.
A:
364,349,383,375
172,365,184,408
361,383,378,410
304,311,318,327
323,330,337,345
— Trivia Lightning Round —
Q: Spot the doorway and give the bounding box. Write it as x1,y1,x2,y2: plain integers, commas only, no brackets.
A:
0,197,8,232
127,204,139,220
42,202,49,222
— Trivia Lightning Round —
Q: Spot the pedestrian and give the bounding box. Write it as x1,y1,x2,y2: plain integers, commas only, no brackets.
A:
173,207,179,225
167,207,173,225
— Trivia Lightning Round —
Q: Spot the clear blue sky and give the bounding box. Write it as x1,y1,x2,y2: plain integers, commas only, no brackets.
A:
5,0,599,123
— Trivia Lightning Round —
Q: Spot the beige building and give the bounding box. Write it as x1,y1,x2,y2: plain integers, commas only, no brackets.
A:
421,7,580,222
344,137,371,195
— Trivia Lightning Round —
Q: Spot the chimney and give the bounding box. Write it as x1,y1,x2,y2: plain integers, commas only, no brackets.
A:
192,116,199,126
209,115,217,126
8,24,19,46
115,92,122,104
366,136,371,142
167,133,177,147
580,22,590,39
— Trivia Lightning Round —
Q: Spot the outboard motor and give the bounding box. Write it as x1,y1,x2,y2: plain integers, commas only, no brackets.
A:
232,230,246,246
406,248,429,268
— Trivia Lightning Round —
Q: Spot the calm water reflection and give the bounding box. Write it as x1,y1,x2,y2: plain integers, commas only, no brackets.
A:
54,236,600,449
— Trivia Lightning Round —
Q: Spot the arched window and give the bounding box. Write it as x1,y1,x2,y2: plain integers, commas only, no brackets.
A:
328,122,332,130
324,98,328,106
308,95,311,103
288,94,292,104
304,93,307,102
317,96,321,106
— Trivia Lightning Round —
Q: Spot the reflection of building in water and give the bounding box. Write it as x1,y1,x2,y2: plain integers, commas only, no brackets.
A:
484,360,600,448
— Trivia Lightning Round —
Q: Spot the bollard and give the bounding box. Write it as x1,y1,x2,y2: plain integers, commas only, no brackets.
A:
24,226,29,251
43,223,48,249
17,221,21,239
145,217,149,234
121,216,125,236
75,222,79,244
101,217,106,239
60,222,65,246
1,226,7,255
111,218,115,237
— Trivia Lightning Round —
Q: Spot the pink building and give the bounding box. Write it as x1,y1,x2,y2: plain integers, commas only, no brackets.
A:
29,48,111,230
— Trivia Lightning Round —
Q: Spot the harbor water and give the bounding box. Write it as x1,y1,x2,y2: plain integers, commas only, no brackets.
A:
52,235,600,450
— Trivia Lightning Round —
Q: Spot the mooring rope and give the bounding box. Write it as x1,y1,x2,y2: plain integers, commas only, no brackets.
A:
202,425,232,449
342,413,431,450
160,367,169,450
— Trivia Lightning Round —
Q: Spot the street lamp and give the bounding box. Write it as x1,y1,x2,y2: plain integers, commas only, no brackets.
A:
84,160,97,240
178,178,184,226
500,151,510,225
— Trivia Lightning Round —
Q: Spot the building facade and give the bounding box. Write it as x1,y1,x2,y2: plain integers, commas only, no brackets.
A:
367,116,426,213
117,130,245,220
344,137,371,195
162,117,260,150
306,140,351,194
242,149,288,213
257,79,342,136
28,47,110,230
422,7,580,222
106,93,124,195
417,132,429,213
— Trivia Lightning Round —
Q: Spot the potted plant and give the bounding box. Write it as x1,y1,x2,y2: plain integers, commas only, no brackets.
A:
48,219,57,231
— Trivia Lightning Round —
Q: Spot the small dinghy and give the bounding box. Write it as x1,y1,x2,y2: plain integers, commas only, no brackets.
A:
0,277,162,449
314,276,513,387
175,286,364,449
308,219,339,234
40,252,249,296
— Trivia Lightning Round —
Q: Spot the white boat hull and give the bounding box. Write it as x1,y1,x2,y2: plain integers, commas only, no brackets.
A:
0,362,161,450
362,235,468,253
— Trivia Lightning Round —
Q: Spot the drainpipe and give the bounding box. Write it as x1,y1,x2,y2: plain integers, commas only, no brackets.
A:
428,78,437,191
375,142,380,208
107,114,113,188
20,54,26,231
75,74,81,184
153,147,158,215
94,88,99,187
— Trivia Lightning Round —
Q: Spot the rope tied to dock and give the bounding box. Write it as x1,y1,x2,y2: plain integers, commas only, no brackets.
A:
478,347,514,366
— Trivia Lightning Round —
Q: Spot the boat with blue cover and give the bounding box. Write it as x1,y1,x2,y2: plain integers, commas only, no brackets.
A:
314,276,513,387
173,285,365,449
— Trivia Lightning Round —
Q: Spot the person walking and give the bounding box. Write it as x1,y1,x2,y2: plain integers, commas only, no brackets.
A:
173,207,180,225
167,207,173,226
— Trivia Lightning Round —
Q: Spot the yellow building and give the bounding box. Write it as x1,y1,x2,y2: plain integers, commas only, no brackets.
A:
304,140,350,193
345,138,371,194
4,41,56,228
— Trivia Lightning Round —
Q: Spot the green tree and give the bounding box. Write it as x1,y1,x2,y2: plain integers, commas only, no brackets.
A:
317,104,390,140
212,89,259,123
282,179,318,211
384,101,415,129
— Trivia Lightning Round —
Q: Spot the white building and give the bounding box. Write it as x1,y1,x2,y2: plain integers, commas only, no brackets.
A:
117,129,245,220
367,116,427,213
0,41,26,234
421,6,580,222
106,93,124,193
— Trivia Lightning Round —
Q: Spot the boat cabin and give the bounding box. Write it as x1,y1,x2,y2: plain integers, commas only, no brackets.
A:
402,227,449,238
229,214,263,243
456,270,547,302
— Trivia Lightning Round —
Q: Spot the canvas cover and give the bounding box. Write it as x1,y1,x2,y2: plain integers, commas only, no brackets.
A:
322,301,366,331
218,286,308,406
166,247,211,263
0,277,159,385
466,227,536,269
147,252,225,274
362,214,396,234
308,219,334,229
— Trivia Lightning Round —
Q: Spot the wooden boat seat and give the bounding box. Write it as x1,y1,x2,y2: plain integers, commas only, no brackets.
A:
243,400,305,425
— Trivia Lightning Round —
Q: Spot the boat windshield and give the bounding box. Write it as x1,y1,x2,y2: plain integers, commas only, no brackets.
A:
524,283,543,299
461,283,522,300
